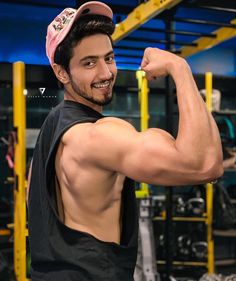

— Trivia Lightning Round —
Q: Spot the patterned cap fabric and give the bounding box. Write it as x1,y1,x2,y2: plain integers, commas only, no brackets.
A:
46,1,113,66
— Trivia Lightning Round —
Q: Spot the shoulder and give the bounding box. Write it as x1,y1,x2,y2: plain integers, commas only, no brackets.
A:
61,117,138,157
94,117,136,131
58,117,139,171
65,117,136,141
87,117,138,144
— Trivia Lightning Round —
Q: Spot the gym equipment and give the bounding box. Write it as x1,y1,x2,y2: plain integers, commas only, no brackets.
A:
173,196,186,217
177,234,192,260
135,70,149,199
199,273,223,281
153,195,165,217
191,241,208,260
156,234,165,260
215,115,235,147
213,183,236,230
224,275,236,281
137,198,160,281
135,71,160,281
199,89,221,112
172,195,205,217
186,198,205,216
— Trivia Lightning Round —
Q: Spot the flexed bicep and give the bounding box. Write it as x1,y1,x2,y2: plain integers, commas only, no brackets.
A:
82,119,189,185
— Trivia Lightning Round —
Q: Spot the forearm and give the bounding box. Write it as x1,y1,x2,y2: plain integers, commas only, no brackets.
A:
171,59,223,169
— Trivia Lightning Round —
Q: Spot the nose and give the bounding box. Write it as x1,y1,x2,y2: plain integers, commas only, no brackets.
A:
97,60,112,80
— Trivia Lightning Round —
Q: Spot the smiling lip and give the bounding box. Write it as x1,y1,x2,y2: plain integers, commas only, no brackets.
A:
92,79,112,89
93,84,111,96
91,74,114,89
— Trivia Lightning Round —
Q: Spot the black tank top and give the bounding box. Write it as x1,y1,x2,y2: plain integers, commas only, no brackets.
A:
28,100,138,281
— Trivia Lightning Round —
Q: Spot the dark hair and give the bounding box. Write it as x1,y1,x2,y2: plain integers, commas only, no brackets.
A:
54,14,115,74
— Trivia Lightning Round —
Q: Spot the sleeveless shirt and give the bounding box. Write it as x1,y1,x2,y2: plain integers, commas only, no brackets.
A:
28,100,138,281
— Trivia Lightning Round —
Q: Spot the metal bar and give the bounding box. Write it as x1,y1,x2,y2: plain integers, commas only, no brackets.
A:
136,70,150,197
115,54,143,58
205,72,214,274
124,37,198,46
157,260,208,266
153,216,207,222
0,229,11,236
140,73,149,132
117,61,140,65
13,61,27,281
115,46,181,54
205,72,213,112
115,46,146,51
164,19,175,281
139,27,217,38
180,19,236,58
173,17,236,28
136,190,150,198
206,182,214,273
138,198,159,280
112,0,183,43
183,4,236,13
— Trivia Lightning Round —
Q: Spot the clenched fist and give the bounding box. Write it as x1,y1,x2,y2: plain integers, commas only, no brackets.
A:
140,47,188,80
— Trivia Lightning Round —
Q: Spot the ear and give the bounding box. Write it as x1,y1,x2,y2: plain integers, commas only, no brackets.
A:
52,63,70,84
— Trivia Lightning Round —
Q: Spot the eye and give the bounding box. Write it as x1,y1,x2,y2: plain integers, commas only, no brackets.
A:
83,60,96,68
105,55,115,63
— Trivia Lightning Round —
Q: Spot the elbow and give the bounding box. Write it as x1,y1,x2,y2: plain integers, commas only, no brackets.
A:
207,162,224,182
196,144,224,182
200,156,224,183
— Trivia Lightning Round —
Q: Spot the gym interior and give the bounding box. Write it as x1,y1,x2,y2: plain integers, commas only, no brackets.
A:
0,0,236,280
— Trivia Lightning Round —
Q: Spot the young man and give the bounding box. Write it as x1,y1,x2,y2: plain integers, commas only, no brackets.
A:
27,1,223,280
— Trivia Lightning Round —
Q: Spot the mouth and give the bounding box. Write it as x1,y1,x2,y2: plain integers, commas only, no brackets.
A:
91,77,114,90
92,81,111,89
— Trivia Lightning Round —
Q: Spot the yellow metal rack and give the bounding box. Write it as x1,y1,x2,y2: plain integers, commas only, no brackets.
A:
180,19,236,58
135,70,150,198
112,0,182,43
205,72,214,273
13,61,29,281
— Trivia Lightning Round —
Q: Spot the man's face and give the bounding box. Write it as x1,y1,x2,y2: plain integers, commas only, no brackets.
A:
67,34,117,106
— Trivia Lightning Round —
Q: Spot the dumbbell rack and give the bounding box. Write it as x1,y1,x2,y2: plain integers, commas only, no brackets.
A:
153,183,214,271
213,168,236,272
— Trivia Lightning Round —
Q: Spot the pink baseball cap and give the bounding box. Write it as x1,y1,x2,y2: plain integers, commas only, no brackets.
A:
46,1,113,66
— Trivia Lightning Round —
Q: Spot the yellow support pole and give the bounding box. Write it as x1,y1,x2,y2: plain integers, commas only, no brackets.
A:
206,183,214,273
205,71,214,274
205,72,213,112
13,61,28,281
136,70,150,198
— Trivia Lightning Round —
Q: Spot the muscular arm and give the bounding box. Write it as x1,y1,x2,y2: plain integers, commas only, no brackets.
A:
168,57,222,176
67,48,223,186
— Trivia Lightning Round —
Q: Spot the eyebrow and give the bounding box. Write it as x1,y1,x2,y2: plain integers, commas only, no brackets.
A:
79,51,115,63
